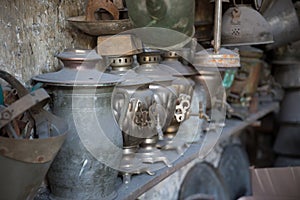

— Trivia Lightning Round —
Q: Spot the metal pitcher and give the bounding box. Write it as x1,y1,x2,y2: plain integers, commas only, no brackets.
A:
32,49,123,200
135,50,177,139
109,56,158,147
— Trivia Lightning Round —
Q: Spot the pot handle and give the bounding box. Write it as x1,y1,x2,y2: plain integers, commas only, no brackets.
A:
86,0,120,21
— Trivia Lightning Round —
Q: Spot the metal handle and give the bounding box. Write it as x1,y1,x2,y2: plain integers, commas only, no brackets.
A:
86,0,120,21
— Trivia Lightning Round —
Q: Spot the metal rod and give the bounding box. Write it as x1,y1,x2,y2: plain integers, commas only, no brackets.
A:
214,0,222,53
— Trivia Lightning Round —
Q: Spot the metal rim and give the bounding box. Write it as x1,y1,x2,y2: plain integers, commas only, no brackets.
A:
179,162,230,200
217,144,251,200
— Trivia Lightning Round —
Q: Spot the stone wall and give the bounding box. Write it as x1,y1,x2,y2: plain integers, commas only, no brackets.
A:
0,0,96,83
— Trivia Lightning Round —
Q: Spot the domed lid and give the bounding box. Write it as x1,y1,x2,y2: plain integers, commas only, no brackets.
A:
56,49,101,61
33,48,121,87
32,68,121,87
136,50,175,83
114,70,153,87
161,51,198,76
222,5,273,46
55,49,102,70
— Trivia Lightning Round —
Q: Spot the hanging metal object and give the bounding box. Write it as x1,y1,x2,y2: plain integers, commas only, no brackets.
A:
32,49,123,200
195,0,243,121
194,0,240,70
0,70,67,200
262,0,300,49
192,0,240,123
274,124,300,157
228,46,263,107
221,5,273,46
178,162,230,200
218,144,252,200
68,0,133,36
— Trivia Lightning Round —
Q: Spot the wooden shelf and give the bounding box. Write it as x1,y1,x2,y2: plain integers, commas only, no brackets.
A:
115,101,279,200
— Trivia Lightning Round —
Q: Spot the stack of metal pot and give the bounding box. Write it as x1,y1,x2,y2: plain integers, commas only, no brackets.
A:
32,49,123,199
273,41,300,166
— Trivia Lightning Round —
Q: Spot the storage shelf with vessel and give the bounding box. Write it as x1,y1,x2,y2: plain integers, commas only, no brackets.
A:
0,0,299,200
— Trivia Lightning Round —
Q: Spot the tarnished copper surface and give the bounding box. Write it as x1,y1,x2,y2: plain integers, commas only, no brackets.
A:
0,89,49,129
68,16,133,36
55,49,101,69
0,125,66,163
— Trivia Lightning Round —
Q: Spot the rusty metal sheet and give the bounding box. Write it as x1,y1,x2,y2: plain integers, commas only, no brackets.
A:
0,155,52,200
0,131,66,164
0,89,49,129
